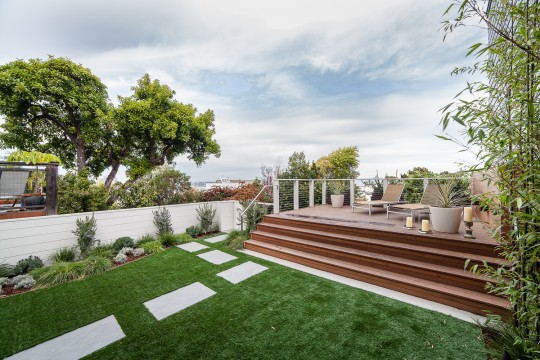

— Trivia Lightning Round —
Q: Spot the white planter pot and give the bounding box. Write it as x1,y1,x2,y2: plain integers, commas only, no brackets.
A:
429,206,463,234
330,194,344,208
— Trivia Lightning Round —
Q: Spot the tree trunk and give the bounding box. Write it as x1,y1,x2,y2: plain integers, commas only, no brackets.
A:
105,161,121,189
75,140,86,172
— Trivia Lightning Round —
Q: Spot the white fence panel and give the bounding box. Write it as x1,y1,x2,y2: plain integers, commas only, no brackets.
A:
0,201,238,264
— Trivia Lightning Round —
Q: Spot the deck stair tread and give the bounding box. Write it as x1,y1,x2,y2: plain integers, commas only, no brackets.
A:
255,223,506,266
251,230,496,284
245,240,509,312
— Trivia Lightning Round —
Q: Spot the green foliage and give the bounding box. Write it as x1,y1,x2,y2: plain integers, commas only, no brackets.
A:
0,262,13,277
238,200,267,233
50,247,76,263
111,166,192,208
88,245,114,259
196,203,216,234
327,180,346,195
140,240,164,254
112,237,135,252
159,233,181,247
58,170,109,214
73,215,98,258
31,261,86,287
153,207,173,236
135,234,156,246
185,225,202,238
8,150,62,192
316,146,359,179
13,256,44,275
443,1,540,354
111,74,221,179
82,256,112,275
280,151,320,179
224,230,249,250
177,233,193,243
0,56,109,174
429,179,468,208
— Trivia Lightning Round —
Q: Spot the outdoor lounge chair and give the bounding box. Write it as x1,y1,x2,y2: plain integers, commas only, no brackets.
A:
386,183,437,220
352,183,405,215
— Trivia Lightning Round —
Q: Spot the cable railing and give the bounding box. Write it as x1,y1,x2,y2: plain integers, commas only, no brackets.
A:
272,177,472,213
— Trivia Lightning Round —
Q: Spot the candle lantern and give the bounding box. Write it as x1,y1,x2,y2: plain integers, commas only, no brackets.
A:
463,206,475,239
403,215,414,230
418,218,431,234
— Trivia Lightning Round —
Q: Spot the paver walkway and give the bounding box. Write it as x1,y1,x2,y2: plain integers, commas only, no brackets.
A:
144,282,216,320
203,234,228,243
6,315,125,360
177,242,208,253
197,250,237,265
217,261,268,284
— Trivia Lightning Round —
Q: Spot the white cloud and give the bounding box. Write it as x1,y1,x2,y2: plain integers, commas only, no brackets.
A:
0,0,485,181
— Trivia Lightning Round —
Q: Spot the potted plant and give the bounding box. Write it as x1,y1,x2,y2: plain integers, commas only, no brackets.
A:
327,180,346,208
428,179,468,233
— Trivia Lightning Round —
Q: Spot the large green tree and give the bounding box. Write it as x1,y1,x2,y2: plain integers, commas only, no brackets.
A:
316,146,359,179
0,56,109,174
110,74,221,181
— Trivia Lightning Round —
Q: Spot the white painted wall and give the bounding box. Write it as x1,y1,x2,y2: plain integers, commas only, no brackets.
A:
0,201,241,264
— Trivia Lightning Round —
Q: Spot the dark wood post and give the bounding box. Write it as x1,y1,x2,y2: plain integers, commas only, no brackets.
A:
45,163,58,215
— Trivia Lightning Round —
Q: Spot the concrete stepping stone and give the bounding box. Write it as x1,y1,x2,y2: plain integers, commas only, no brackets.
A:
217,261,268,284
203,234,228,243
177,242,208,253
197,250,237,265
6,315,125,360
144,282,216,320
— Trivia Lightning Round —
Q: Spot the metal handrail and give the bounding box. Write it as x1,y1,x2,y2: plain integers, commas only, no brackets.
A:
239,184,277,232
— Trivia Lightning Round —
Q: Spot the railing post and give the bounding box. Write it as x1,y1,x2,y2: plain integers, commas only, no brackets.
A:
349,179,355,207
423,178,429,191
45,163,58,215
309,180,314,207
273,179,279,214
293,180,299,210
322,180,327,205
383,179,388,192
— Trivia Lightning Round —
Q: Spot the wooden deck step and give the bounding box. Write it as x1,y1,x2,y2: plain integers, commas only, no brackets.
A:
244,240,510,317
251,231,496,292
263,215,499,257
255,223,505,269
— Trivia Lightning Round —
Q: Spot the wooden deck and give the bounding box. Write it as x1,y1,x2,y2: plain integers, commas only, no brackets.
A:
244,205,509,317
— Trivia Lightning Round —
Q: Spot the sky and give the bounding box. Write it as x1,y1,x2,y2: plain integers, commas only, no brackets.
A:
0,0,486,182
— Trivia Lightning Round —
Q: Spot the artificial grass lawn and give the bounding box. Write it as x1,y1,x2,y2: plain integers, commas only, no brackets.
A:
0,240,486,359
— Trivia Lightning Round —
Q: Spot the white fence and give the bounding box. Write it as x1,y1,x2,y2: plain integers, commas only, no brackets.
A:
0,201,241,264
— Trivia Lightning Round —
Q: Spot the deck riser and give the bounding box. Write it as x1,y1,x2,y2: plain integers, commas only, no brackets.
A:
262,217,498,257
251,233,491,292
254,227,492,269
245,241,509,317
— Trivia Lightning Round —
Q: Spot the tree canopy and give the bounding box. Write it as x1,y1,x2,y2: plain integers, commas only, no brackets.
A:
111,74,221,180
0,58,221,187
316,146,359,179
0,56,109,174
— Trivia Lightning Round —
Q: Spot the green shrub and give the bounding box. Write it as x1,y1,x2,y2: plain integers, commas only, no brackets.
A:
186,225,202,238
73,215,99,258
32,261,86,286
135,233,156,246
88,245,114,259
0,262,13,277
82,256,112,275
113,236,134,252
13,256,44,275
159,233,180,247
140,240,164,254
153,207,173,236
177,233,193,244
196,203,216,234
113,253,128,264
238,200,267,233
50,247,76,263
57,169,109,214
224,230,249,250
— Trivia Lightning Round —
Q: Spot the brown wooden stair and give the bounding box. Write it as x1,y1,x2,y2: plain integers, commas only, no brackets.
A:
244,214,510,317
